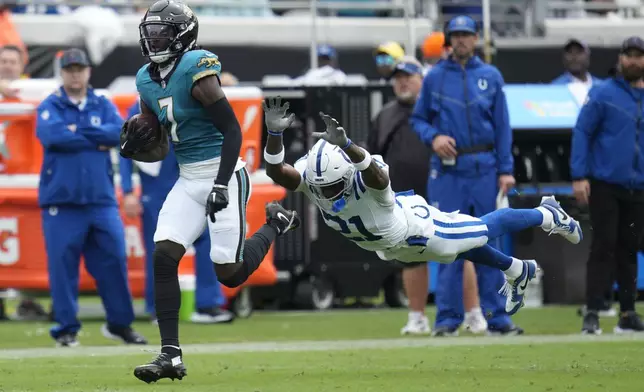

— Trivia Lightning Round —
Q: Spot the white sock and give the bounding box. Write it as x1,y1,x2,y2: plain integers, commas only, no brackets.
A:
504,258,524,279
535,206,554,229
466,307,483,317
409,311,424,321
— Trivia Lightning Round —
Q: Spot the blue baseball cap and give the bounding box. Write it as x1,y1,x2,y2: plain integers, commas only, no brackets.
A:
60,48,90,68
621,36,644,53
317,44,337,59
445,15,477,35
564,38,590,53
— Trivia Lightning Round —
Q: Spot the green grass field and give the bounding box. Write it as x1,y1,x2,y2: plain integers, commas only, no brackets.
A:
1,305,643,391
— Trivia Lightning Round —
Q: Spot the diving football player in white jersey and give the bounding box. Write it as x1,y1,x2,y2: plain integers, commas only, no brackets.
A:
262,97,583,315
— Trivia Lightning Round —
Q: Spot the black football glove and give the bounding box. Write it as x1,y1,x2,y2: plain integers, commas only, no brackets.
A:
119,118,159,158
206,184,229,223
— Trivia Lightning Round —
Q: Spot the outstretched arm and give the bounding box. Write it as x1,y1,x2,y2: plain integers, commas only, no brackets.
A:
263,97,303,192
342,142,389,190
315,113,389,191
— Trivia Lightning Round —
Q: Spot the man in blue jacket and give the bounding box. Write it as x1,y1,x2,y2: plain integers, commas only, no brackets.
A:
551,39,602,88
120,101,233,324
36,49,147,347
410,15,521,336
571,36,644,335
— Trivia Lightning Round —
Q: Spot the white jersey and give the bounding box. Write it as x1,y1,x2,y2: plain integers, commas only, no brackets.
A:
293,154,489,263
294,155,408,252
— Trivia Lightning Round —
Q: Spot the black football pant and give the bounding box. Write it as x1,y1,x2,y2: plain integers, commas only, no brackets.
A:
586,180,644,312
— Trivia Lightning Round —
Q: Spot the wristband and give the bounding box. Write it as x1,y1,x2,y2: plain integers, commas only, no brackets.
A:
263,148,285,165
341,138,352,150
267,130,282,136
353,149,371,171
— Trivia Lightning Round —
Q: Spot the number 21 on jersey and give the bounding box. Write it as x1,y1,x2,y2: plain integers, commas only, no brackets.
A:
321,211,382,242
158,96,179,142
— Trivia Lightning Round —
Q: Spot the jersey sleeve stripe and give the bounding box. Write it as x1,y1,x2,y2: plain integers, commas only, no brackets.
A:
192,70,220,84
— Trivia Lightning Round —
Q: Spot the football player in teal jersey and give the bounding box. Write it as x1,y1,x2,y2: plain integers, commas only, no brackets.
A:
119,0,300,383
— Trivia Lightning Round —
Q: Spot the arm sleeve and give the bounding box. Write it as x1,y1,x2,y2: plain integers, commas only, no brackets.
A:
492,74,514,175
410,74,439,147
570,93,603,180
36,101,95,151
119,155,134,194
78,99,123,147
186,51,239,186
205,98,242,186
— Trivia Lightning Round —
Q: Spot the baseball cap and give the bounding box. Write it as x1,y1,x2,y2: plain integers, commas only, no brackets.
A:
60,48,90,68
391,56,423,77
445,15,477,35
564,38,589,52
317,44,337,59
621,36,644,53
374,41,405,60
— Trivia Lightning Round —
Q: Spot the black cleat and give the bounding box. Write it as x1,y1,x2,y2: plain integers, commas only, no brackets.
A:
487,324,524,336
614,311,644,333
134,353,187,384
266,201,300,235
582,311,602,335
101,324,148,345
55,333,79,347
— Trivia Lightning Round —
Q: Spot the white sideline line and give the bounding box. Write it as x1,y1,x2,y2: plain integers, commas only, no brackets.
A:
2,334,644,360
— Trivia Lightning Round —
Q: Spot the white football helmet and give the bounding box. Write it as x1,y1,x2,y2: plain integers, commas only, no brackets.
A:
304,139,355,211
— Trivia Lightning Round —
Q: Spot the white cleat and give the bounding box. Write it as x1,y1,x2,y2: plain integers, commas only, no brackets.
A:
401,316,431,335
462,308,488,334
539,196,583,244
499,259,539,315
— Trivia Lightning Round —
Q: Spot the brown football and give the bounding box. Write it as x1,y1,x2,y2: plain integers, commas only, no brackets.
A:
128,113,162,150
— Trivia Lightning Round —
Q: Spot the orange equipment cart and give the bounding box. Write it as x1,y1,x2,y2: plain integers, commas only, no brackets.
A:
0,86,281,315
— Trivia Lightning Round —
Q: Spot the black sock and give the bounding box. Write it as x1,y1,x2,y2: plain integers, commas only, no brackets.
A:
153,248,181,353
220,224,277,288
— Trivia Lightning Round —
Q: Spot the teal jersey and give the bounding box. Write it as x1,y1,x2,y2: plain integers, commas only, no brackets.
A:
136,49,223,165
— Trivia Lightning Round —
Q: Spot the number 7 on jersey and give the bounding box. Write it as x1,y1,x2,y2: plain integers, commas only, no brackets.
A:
158,96,179,142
